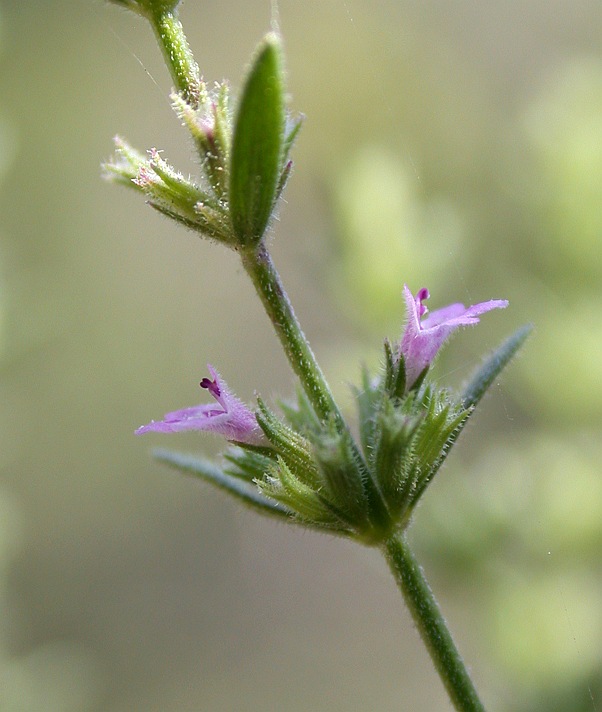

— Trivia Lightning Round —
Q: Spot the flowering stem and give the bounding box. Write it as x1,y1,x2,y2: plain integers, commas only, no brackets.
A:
240,243,342,424
148,9,201,108
241,243,392,533
383,533,486,712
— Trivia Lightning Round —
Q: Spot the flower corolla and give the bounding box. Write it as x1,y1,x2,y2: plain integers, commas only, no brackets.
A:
400,285,508,389
136,365,265,445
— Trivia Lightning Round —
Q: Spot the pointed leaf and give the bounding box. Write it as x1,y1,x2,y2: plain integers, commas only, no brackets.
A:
462,324,533,409
153,448,290,518
229,34,286,245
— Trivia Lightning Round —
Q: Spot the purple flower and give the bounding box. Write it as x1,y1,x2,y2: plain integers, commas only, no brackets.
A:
400,285,509,390
136,365,265,445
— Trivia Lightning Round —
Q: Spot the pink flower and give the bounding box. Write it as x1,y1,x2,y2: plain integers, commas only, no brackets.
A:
136,365,265,445
400,285,508,390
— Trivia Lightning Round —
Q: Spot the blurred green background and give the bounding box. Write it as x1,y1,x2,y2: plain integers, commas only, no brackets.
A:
1,0,601,710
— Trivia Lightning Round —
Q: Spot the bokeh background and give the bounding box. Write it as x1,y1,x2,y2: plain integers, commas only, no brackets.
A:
1,0,601,710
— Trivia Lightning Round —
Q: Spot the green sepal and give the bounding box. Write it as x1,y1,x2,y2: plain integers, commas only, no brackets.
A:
149,203,206,232
312,421,371,528
405,402,469,512
371,396,423,509
462,324,533,409
408,365,429,394
102,136,147,187
206,84,233,197
255,398,321,488
222,443,277,483
259,457,336,523
147,152,216,208
229,34,286,245
104,137,234,243
383,339,407,399
152,448,289,518
278,387,323,437
282,115,303,164
273,115,303,201
383,339,395,392
258,458,356,535
274,159,293,204
352,363,383,459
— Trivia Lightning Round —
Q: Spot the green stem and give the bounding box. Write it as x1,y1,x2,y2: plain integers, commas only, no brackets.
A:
241,243,392,536
240,243,341,424
149,10,201,108
383,533,486,712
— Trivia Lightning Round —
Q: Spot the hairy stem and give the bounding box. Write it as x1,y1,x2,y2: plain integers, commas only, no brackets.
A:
149,9,201,108
383,533,486,712
240,243,391,534
240,243,341,423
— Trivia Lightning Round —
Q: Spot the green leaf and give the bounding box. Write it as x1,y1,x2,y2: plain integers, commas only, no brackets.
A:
462,324,533,409
153,448,290,519
229,34,286,245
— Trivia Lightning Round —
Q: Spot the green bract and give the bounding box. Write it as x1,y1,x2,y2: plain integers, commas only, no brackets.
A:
229,34,287,246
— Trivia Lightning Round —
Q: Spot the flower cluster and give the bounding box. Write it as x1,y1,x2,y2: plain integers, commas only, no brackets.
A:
106,3,530,703
110,0,519,542
137,287,511,543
